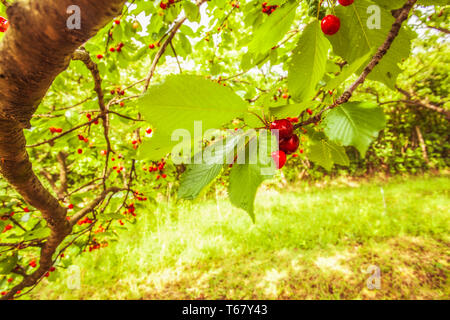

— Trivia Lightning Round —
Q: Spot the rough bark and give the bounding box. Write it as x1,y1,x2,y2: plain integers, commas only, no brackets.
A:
0,0,126,300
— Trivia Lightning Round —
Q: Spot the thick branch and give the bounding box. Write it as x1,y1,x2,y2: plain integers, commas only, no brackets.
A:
295,0,417,129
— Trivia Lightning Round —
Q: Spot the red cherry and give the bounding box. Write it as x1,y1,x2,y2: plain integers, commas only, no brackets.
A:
321,15,341,35
0,16,9,33
338,0,354,6
114,19,120,25
24,207,30,213
160,2,167,9
146,128,153,134
279,134,300,154
306,108,313,115
110,47,115,52
100,150,107,156
120,102,125,107
97,54,103,60
50,267,56,272
68,204,74,209
149,43,155,49
270,119,294,139
271,150,287,169
77,149,83,154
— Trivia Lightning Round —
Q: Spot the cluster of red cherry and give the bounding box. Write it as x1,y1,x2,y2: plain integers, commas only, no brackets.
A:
142,159,168,180
262,2,279,15
270,119,300,169
0,16,9,33
77,216,94,226
321,0,354,35
87,238,108,252
111,87,126,96
109,42,124,53
49,127,63,134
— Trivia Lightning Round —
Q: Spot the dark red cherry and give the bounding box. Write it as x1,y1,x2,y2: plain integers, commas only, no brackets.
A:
270,119,293,139
279,134,300,154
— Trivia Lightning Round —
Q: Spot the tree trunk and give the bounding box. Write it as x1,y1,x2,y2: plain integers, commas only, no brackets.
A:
0,0,126,300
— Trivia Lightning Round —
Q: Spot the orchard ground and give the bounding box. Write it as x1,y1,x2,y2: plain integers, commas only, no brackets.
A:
27,173,449,300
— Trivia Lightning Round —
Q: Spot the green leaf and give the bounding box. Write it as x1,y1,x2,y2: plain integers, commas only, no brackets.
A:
307,139,350,171
324,101,386,156
248,1,298,54
178,164,223,200
22,226,51,241
228,134,276,221
270,101,320,119
288,21,331,102
137,131,179,161
178,134,242,200
324,52,371,92
184,1,200,22
138,75,247,137
326,0,415,89
0,253,18,275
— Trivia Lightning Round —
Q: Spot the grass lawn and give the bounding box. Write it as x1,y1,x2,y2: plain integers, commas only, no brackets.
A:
28,173,449,300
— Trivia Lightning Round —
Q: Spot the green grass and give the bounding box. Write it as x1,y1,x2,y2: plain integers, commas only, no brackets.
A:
29,174,449,300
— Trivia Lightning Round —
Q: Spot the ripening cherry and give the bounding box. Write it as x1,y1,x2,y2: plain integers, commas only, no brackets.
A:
279,134,300,154
321,15,341,35
338,0,354,6
120,102,125,107
133,22,140,30
270,119,293,139
100,150,107,156
271,150,287,169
